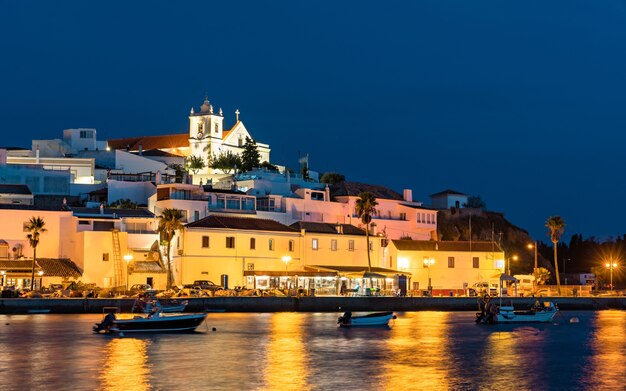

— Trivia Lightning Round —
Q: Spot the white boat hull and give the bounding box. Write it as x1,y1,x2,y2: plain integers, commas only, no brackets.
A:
496,302,558,323
338,311,396,327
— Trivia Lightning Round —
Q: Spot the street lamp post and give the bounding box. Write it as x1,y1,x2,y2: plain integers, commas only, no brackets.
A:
507,255,518,276
282,255,292,293
423,258,435,295
605,261,618,291
528,242,538,294
123,254,133,293
38,270,44,291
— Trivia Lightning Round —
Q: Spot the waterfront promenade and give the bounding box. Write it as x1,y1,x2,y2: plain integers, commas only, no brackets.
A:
1,296,626,314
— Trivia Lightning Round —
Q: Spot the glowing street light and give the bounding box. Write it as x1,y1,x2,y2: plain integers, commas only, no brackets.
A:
124,254,133,293
507,255,518,276
605,260,618,291
38,270,44,291
423,258,435,294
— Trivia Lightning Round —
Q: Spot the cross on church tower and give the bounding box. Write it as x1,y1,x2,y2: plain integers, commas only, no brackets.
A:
235,109,240,122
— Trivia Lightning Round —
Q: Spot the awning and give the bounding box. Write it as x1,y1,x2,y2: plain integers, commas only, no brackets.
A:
491,273,518,282
306,265,406,278
244,270,337,277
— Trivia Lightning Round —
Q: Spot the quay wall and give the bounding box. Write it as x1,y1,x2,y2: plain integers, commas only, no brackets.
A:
1,296,626,314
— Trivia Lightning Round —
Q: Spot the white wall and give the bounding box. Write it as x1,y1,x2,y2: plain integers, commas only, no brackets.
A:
115,150,170,174
108,180,156,206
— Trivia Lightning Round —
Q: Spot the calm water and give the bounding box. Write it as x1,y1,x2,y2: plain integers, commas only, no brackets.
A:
1,310,625,390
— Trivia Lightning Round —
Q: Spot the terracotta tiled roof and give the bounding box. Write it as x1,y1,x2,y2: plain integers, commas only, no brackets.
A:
0,258,82,278
132,261,165,274
331,181,404,200
391,240,503,252
290,222,366,236
186,215,297,232
107,133,190,151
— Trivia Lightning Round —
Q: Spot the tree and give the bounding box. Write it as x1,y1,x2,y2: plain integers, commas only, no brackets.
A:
209,151,242,174
158,208,185,290
25,216,47,291
168,163,186,183
355,192,378,272
546,215,566,295
240,137,261,172
463,195,486,209
320,172,346,185
258,161,279,171
535,267,551,285
185,155,206,175
109,198,137,209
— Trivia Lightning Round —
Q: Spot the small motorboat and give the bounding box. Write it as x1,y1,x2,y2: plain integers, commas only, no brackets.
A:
496,301,559,323
132,293,188,314
337,311,396,327
94,298,206,334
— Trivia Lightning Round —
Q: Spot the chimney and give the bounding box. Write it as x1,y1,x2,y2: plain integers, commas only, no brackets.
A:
138,143,143,156
403,189,412,202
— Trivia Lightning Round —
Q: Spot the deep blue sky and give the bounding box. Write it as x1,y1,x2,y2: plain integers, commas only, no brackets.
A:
2,1,626,241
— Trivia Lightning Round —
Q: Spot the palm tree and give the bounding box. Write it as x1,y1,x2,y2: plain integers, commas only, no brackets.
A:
355,192,378,272
25,216,47,291
545,215,565,295
158,208,185,289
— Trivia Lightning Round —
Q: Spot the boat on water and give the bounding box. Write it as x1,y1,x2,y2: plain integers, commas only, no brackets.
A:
337,311,396,327
476,299,558,324
132,295,188,314
93,297,206,334
496,301,559,323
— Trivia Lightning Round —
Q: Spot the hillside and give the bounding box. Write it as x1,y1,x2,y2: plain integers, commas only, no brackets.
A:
437,207,553,276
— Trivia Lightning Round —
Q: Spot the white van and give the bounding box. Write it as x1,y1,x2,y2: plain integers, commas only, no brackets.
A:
513,274,535,296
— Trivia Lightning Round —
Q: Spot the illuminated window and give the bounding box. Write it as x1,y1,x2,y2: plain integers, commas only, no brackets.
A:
312,238,319,250
331,239,337,251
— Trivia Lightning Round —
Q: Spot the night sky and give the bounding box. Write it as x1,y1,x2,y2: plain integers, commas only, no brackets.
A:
2,1,626,241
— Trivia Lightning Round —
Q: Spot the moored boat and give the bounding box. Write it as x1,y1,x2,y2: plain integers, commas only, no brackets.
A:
337,311,396,327
496,301,559,323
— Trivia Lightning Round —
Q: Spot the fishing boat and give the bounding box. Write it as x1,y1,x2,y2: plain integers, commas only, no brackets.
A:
496,301,559,323
337,311,396,327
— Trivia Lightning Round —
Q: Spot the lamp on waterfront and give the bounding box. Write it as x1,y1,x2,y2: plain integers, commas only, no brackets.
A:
605,260,618,291
507,255,518,276
124,254,133,293
38,270,44,291
282,255,292,294
423,258,435,294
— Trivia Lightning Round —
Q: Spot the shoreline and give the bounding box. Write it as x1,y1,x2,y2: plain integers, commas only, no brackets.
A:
1,296,625,314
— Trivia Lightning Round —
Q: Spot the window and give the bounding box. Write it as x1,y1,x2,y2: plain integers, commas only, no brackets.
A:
238,136,243,147
421,213,425,223
78,220,90,225
416,214,421,223
102,253,109,262
369,241,373,251
247,263,254,271
331,239,337,251
194,211,200,221
427,214,431,224
80,130,93,139
289,240,294,252
226,236,235,248
448,257,455,268
215,123,219,133
312,238,319,250
400,212,406,221
202,236,210,248
348,240,355,251
473,257,479,268
250,238,256,250
269,239,274,251
198,123,203,132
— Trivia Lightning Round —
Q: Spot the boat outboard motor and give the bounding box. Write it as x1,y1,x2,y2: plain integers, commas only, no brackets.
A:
93,312,116,332
338,311,352,325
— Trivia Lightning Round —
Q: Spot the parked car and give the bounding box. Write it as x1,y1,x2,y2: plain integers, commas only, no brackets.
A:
129,284,153,296
469,282,498,296
184,280,223,292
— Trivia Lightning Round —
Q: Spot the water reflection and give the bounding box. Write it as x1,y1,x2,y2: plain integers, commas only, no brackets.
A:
100,338,150,391
582,310,626,389
262,312,309,390
383,312,451,390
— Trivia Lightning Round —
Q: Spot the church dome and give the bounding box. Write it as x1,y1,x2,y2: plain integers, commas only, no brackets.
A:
200,97,213,114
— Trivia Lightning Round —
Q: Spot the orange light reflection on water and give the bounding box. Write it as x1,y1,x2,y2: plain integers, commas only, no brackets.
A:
584,310,626,389
383,312,451,390
100,338,150,391
261,312,309,391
